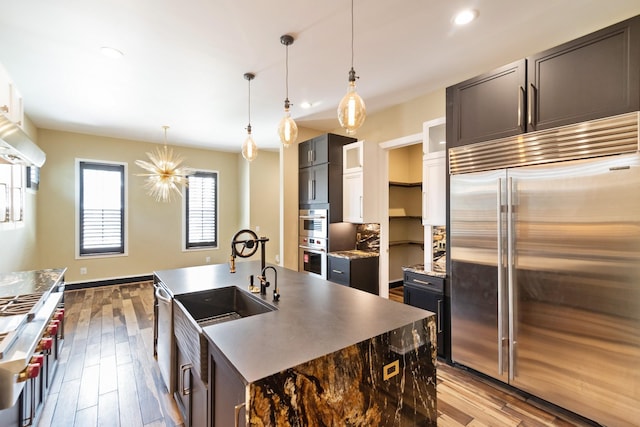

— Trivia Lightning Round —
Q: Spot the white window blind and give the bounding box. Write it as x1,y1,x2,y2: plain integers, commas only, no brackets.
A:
186,171,218,249
79,162,125,255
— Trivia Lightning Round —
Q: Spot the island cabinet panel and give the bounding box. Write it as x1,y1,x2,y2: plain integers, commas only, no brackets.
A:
175,344,207,427
248,317,437,426
447,15,640,148
209,342,247,427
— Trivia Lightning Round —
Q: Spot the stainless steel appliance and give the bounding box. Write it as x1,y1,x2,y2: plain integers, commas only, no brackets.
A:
298,236,327,279
298,209,327,238
0,271,65,426
153,280,174,393
449,112,640,427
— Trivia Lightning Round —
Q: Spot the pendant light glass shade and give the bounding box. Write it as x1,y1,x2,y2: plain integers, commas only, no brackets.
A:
337,69,366,135
278,34,297,147
337,0,366,135
278,103,298,147
242,125,258,161
242,72,258,162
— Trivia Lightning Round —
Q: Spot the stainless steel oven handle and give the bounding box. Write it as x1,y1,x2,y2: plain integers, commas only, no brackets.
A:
299,246,326,252
299,215,327,220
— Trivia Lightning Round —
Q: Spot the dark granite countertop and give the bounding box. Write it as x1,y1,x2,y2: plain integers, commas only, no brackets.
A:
154,261,433,384
402,264,446,278
0,268,67,298
327,250,379,259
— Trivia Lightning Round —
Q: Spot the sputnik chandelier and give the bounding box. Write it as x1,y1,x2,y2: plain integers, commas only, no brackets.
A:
135,126,192,202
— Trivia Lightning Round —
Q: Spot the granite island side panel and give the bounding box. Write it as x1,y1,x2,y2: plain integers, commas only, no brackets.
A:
154,261,437,425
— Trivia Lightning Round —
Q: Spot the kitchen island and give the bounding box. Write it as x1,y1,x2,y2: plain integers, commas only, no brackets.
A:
154,261,437,426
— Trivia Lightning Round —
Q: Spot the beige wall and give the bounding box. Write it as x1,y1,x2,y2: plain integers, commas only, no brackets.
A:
32,129,265,283
248,150,280,265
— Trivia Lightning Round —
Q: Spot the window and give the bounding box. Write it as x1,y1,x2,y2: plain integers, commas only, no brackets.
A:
0,164,24,225
78,161,125,256
185,171,218,249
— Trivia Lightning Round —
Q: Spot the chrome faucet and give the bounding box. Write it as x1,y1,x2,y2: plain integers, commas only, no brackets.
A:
258,266,280,302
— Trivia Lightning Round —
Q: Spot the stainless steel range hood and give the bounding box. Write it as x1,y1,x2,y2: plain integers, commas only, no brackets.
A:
0,114,45,167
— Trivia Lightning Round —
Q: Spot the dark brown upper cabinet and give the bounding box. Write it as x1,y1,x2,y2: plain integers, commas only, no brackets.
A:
447,60,526,148
447,15,640,148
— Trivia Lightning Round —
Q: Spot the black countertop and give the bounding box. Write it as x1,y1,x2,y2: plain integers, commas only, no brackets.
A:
154,261,434,384
0,268,67,298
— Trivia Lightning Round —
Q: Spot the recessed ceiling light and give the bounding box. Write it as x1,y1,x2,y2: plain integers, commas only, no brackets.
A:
100,46,124,59
454,9,478,26
300,101,313,109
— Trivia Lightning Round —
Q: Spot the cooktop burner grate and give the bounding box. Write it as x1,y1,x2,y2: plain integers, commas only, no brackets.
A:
0,293,45,317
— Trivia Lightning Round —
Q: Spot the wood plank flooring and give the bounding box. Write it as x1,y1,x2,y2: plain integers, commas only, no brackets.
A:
37,282,596,427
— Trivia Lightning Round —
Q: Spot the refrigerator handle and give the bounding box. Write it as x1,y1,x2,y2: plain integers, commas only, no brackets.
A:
507,176,516,381
497,177,505,376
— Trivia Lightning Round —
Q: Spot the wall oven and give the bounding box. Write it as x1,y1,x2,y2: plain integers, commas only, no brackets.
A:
298,236,327,279
298,209,327,239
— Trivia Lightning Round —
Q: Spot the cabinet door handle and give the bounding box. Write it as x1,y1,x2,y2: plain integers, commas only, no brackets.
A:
308,150,312,164
312,179,316,200
332,269,344,274
180,363,192,396
308,179,313,201
437,299,443,333
528,83,536,129
517,86,525,131
413,279,433,286
235,403,246,427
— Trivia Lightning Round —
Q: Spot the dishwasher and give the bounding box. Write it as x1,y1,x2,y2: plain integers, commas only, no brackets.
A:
154,280,175,393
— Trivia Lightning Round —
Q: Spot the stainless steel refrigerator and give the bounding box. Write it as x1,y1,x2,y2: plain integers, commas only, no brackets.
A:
449,113,640,427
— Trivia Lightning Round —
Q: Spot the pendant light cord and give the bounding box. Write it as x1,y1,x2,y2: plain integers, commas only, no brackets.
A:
285,43,290,101
247,77,251,129
350,0,354,69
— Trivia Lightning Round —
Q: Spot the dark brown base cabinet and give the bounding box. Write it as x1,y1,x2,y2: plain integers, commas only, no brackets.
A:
209,341,246,427
327,255,379,295
403,271,448,359
447,15,640,148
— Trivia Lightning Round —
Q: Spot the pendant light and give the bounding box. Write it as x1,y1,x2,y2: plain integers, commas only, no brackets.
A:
135,126,192,202
277,34,298,148
242,72,258,162
337,0,366,135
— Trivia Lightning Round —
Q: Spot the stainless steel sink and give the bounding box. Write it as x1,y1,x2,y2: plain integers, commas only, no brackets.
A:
174,286,276,327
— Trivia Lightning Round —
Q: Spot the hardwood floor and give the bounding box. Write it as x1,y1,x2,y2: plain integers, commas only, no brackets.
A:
37,282,596,427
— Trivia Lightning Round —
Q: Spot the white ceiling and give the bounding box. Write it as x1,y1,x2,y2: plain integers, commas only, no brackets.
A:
1,1,640,153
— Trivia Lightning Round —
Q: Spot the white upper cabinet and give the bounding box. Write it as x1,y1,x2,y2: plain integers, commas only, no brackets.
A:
422,118,446,225
343,140,364,174
0,65,11,118
343,140,380,223
0,63,25,129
